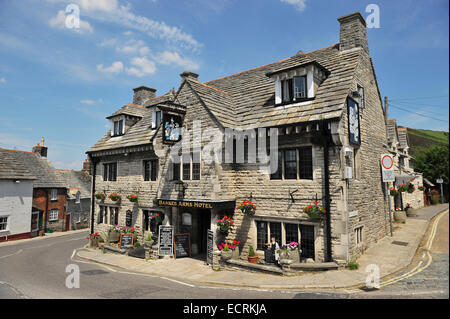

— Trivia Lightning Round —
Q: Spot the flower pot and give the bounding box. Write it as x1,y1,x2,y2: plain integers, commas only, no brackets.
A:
247,256,258,264
109,230,120,243
393,210,406,223
406,207,418,217
231,249,240,260
221,250,232,261
89,238,98,248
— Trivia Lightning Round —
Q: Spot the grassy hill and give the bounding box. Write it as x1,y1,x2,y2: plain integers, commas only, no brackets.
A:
406,128,449,158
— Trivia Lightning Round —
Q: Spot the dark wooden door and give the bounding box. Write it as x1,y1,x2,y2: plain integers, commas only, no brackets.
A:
300,224,315,260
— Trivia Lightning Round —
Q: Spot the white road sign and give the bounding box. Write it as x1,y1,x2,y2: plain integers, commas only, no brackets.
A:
381,154,395,182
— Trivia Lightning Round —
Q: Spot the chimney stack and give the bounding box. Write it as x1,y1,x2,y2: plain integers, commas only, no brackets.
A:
337,12,369,54
180,70,199,83
82,159,91,175
133,86,156,105
32,137,48,157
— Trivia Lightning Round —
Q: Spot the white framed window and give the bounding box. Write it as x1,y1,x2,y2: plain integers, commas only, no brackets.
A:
0,216,8,231
50,189,58,201
49,209,59,221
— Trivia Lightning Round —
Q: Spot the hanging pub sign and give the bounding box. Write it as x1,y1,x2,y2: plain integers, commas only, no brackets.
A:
158,225,174,257
347,97,361,145
162,113,182,144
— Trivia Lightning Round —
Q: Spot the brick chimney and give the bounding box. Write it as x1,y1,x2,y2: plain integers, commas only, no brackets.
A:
338,12,369,54
180,70,199,83
133,86,156,105
82,159,91,175
32,137,47,157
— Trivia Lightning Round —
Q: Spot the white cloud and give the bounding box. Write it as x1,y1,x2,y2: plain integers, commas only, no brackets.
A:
80,98,103,105
125,56,156,77
49,10,94,33
97,61,124,74
0,77,6,84
156,51,199,70
280,0,306,12
116,39,150,55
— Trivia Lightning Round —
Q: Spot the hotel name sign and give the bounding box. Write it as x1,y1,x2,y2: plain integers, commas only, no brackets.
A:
157,199,214,209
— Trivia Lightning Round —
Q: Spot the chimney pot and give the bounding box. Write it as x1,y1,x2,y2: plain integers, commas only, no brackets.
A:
132,86,156,105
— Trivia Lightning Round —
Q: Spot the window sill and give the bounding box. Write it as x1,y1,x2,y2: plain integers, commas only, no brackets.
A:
275,97,315,108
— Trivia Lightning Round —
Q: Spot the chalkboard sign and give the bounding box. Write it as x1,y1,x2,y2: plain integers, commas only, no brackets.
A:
206,230,214,265
125,210,133,227
119,233,134,248
158,225,174,256
174,233,191,259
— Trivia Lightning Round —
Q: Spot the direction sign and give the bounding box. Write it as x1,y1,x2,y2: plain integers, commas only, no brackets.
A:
381,154,395,182
437,178,443,184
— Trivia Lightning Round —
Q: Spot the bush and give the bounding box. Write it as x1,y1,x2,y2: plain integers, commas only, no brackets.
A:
346,260,359,270
248,245,256,257
134,241,141,248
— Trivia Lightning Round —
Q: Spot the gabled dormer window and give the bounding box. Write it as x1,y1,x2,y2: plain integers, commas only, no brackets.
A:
281,76,307,103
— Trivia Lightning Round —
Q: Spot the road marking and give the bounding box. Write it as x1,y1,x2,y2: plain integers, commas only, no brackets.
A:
345,209,448,294
0,249,23,259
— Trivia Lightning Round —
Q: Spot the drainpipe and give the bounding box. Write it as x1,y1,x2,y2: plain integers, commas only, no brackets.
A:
89,155,98,235
322,123,333,262
44,189,49,235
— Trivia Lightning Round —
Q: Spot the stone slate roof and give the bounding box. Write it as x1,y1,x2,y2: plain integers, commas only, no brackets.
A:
87,91,175,153
106,103,147,119
0,148,66,188
202,44,361,129
88,44,362,152
57,170,91,198
0,149,36,180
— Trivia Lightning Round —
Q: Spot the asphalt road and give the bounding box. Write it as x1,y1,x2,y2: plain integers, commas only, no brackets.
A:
0,206,448,300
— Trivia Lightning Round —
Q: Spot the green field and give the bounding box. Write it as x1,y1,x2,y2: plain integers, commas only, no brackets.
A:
407,128,449,158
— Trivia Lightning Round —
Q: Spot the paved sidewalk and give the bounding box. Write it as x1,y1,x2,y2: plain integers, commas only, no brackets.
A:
0,229,88,247
76,206,448,290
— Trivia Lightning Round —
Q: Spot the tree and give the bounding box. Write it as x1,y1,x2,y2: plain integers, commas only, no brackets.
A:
414,145,449,202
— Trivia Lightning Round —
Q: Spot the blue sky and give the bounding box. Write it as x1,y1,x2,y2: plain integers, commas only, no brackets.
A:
0,0,448,169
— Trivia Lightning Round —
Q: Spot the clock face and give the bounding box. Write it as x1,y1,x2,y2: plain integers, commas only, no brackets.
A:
348,98,360,145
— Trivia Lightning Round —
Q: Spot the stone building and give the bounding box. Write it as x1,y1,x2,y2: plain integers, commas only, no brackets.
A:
386,119,425,209
87,12,391,263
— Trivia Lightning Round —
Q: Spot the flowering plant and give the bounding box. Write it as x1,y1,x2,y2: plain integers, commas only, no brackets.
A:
87,232,100,240
217,216,234,233
108,192,121,202
397,184,408,192
390,187,398,196
407,183,415,193
278,241,299,252
149,212,163,223
126,193,139,202
394,206,403,211
218,240,240,251
110,225,121,232
236,200,256,215
303,202,326,219
405,204,412,209
121,226,135,234
94,192,106,200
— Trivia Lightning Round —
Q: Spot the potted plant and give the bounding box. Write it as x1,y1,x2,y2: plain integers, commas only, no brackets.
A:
397,184,408,193
247,245,258,264
87,232,100,247
236,200,256,215
405,204,417,217
217,216,234,235
393,206,406,223
121,226,136,234
133,241,141,249
218,243,233,261
109,225,121,242
94,192,106,201
390,187,398,196
144,233,153,248
126,193,139,203
108,192,122,202
98,236,105,249
407,183,415,194
303,202,326,220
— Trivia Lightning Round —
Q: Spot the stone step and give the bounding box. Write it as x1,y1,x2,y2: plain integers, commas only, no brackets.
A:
289,262,339,271
225,259,284,275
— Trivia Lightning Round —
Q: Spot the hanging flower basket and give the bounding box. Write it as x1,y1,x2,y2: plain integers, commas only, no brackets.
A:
149,212,163,223
303,202,326,220
390,187,398,196
126,193,139,202
94,192,106,200
217,216,234,234
407,184,415,194
397,184,408,193
108,192,122,202
236,200,256,215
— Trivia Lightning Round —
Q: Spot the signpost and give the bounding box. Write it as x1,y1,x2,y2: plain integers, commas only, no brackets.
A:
381,154,395,236
158,225,174,257
174,233,191,259
206,230,214,265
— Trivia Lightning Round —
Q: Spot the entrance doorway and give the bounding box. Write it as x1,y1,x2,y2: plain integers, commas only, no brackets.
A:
197,209,210,254
300,224,315,260
178,208,210,257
